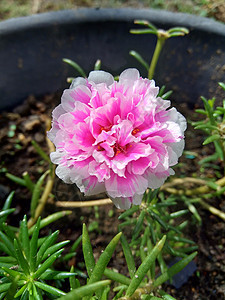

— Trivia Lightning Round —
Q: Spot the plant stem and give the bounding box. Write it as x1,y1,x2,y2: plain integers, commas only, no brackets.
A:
55,198,113,208
27,172,55,228
148,32,167,80
198,199,225,221
28,119,55,228
161,176,225,196
161,176,225,221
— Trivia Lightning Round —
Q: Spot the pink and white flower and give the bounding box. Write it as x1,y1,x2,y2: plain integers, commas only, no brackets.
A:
48,68,186,209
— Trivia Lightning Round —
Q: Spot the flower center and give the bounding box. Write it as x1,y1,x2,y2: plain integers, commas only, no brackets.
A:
100,125,112,132
112,143,132,156
132,128,140,135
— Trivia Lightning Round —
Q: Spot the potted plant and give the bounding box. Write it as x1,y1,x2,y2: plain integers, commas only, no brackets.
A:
0,8,225,299
0,8,225,111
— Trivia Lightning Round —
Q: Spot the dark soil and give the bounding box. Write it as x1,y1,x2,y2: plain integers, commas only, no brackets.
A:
0,92,225,299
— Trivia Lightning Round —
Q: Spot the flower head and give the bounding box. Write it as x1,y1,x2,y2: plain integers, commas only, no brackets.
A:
48,69,186,209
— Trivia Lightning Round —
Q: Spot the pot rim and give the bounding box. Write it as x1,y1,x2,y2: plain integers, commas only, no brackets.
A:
0,7,225,36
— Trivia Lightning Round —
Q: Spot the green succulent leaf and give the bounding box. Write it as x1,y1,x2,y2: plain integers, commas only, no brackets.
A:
219,82,225,91
30,171,49,218
32,282,43,300
36,230,59,265
82,223,96,278
42,240,70,261
69,266,80,290
40,270,76,280
2,191,15,210
87,232,122,285
132,210,145,241
0,241,12,256
1,222,15,240
134,19,157,31
103,268,131,286
120,234,136,278
130,29,156,35
0,231,15,257
147,209,168,230
5,173,26,187
94,59,101,70
162,90,173,100
129,50,149,71
0,256,17,263
28,211,72,235
63,58,86,78
126,235,166,297
14,284,28,298
70,235,82,253
169,209,189,219
58,280,111,300
22,171,35,193
118,205,139,220
19,215,30,261
2,266,26,280
201,96,216,125
34,281,66,297
153,251,198,287
0,283,11,293
14,239,30,275
0,208,16,223
203,134,221,145
158,289,177,299
29,217,41,272
33,249,64,279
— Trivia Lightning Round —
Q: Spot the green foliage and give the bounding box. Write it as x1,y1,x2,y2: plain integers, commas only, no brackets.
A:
119,190,196,259
0,17,203,300
63,58,102,83
0,199,74,299
110,190,197,299
0,190,196,299
129,20,189,79
192,84,225,168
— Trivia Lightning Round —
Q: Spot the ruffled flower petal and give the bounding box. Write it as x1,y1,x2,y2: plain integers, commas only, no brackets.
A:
48,68,186,209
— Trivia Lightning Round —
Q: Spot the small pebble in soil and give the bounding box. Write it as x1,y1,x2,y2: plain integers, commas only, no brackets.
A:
22,115,40,131
34,132,45,143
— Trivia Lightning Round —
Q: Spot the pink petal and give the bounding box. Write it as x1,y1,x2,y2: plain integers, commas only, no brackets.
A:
105,171,148,199
72,122,95,151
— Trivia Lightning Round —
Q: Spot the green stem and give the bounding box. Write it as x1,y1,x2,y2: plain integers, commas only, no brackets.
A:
198,199,225,221
148,36,166,80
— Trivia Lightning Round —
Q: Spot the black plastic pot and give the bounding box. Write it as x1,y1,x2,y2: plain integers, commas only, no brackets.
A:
0,8,225,111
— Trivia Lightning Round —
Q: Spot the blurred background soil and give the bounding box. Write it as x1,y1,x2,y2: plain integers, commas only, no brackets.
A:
0,0,225,23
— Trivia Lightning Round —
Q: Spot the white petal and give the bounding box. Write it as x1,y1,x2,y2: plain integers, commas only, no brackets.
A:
50,150,63,164
177,112,187,132
70,77,87,89
88,70,114,86
55,165,73,184
169,168,175,176
110,193,143,210
84,182,106,196
132,193,143,206
169,139,185,158
167,108,187,132
167,146,179,166
47,127,58,142
119,68,140,82
52,104,66,119
146,172,167,189
109,196,132,210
